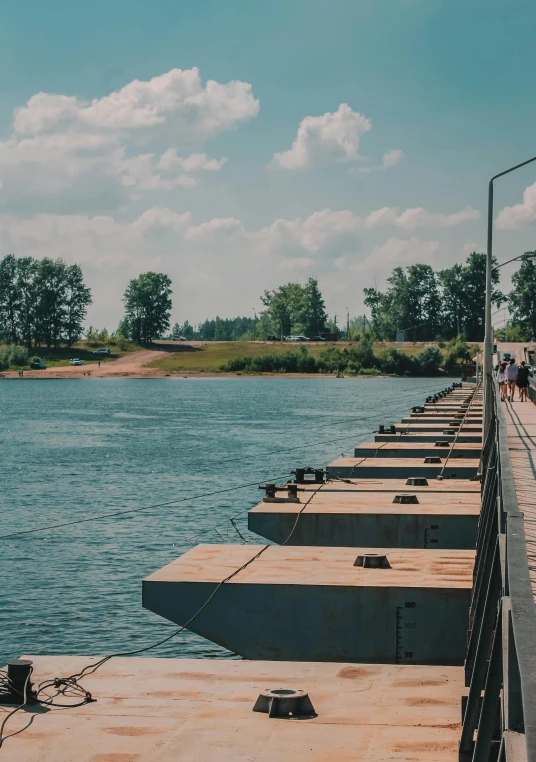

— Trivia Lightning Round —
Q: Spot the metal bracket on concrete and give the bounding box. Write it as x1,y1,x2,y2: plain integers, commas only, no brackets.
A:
253,689,316,718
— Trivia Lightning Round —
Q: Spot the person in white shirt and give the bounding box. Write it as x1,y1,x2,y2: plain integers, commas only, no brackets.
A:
506,358,518,401
497,362,507,401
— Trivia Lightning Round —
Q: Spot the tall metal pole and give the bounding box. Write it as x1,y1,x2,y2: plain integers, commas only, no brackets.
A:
482,155,536,440
483,180,494,439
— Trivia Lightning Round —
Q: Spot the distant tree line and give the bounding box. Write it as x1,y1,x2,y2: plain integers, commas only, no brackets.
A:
364,252,507,342
173,316,257,342
0,254,92,349
172,278,330,341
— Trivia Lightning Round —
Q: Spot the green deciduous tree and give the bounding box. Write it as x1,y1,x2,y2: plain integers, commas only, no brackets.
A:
0,254,92,348
261,278,328,337
438,252,504,341
122,272,172,344
0,254,20,345
364,264,441,340
64,264,92,347
364,252,505,342
300,278,328,336
508,253,536,340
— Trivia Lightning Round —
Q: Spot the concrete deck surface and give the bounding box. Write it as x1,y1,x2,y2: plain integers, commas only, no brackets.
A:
354,442,481,458
248,493,479,548
327,457,480,479
251,491,481,514
0,656,464,761
504,399,536,598
145,544,474,588
293,478,481,493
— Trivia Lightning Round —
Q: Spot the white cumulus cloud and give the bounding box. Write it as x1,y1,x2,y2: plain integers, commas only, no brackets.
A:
0,68,257,212
496,182,536,229
272,104,371,169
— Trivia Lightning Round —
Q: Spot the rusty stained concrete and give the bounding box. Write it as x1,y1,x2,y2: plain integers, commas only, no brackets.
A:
353,441,481,458
0,656,465,762
400,416,481,425
291,478,481,493
252,491,481,513
391,422,482,432
406,411,482,418
504,400,536,600
248,491,479,548
374,432,482,442
142,546,474,663
144,544,474,589
327,457,480,479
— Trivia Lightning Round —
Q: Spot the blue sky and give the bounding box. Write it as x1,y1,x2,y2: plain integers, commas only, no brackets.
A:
1,0,535,328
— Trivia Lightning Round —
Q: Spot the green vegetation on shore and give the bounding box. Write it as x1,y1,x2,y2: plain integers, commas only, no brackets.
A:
148,336,475,376
0,336,141,371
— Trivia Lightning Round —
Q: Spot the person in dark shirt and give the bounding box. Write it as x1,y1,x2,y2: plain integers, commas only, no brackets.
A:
516,361,530,402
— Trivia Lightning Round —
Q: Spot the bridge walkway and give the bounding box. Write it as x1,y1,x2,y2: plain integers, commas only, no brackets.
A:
504,396,536,597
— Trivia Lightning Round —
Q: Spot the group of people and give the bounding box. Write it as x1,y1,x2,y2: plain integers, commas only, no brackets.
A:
497,358,530,402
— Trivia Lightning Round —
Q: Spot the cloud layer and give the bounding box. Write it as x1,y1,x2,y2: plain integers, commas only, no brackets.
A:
0,68,258,211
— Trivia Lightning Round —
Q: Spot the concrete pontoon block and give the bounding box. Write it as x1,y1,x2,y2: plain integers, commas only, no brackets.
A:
327,457,479,479
353,442,481,459
248,492,479,548
0,655,466,762
143,544,474,666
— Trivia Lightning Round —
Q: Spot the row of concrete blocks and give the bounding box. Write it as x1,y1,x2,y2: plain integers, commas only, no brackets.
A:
143,383,482,667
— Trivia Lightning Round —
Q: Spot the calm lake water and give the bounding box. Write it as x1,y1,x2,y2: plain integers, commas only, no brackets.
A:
0,377,447,664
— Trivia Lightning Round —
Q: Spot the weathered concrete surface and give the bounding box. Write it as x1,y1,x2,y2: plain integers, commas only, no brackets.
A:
504,400,536,600
0,656,464,762
391,423,482,433
249,491,479,548
143,544,474,664
375,432,482,443
327,457,479,479
294,478,481,494
353,442,481,459
400,416,481,424
407,411,481,418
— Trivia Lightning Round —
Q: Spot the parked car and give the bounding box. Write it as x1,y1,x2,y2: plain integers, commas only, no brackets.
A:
172,335,187,341
309,335,326,341
266,335,280,341
30,361,47,370
285,335,310,342
526,364,534,377
92,347,111,355
69,358,85,366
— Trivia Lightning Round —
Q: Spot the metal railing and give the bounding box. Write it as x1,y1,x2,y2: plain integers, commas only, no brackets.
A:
459,377,536,761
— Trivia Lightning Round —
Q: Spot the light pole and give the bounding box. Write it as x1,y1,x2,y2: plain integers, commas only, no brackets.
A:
483,156,536,439
346,307,350,343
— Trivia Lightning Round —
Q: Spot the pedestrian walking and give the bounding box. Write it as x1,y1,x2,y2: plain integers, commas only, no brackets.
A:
506,358,518,401
497,362,507,401
516,361,530,402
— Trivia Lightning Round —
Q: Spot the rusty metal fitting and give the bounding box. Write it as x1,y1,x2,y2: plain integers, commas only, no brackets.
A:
253,689,315,718
354,553,391,569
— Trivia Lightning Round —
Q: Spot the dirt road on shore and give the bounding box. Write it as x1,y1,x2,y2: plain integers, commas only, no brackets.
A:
3,349,171,379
